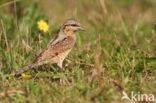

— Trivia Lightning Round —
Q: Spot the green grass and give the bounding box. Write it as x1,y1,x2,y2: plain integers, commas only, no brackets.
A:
0,0,156,103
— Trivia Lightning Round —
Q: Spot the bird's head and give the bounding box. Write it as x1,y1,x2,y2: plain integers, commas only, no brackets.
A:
62,19,85,33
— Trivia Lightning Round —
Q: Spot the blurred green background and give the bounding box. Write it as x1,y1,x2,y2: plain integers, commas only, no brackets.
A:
0,0,156,103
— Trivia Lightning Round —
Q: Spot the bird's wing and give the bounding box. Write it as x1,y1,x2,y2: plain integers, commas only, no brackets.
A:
33,36,75,65
48,30,66,46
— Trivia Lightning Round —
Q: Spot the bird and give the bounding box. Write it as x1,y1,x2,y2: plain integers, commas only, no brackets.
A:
15,19,84,77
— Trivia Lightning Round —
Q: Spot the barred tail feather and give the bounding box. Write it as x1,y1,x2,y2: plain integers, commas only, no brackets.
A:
15,64,35,77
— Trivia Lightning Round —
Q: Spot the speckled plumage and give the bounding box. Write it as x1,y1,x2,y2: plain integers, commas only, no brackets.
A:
15,19,84,77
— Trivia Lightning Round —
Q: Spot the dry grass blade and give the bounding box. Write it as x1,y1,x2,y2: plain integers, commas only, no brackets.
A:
0,20,9,50
99,0,107,15
90,35,105,87
0,89,24,99
0,0,21,8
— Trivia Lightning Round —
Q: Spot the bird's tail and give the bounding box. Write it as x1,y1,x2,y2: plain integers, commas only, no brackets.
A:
15,64,35,77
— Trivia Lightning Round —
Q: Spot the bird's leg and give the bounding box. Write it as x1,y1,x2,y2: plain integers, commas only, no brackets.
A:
57,60,65,71
57,60,70,85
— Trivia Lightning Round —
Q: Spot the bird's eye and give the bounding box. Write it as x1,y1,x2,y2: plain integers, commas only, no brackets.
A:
71,24,77,26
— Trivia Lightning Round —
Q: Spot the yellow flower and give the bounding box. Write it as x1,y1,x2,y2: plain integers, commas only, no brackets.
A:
21,73,31,79
37,20,49,32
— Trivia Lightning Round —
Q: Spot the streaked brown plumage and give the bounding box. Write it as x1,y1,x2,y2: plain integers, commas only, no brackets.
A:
15,19,84,77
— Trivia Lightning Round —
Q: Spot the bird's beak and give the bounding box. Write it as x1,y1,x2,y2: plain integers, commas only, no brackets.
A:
78,26,85,31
